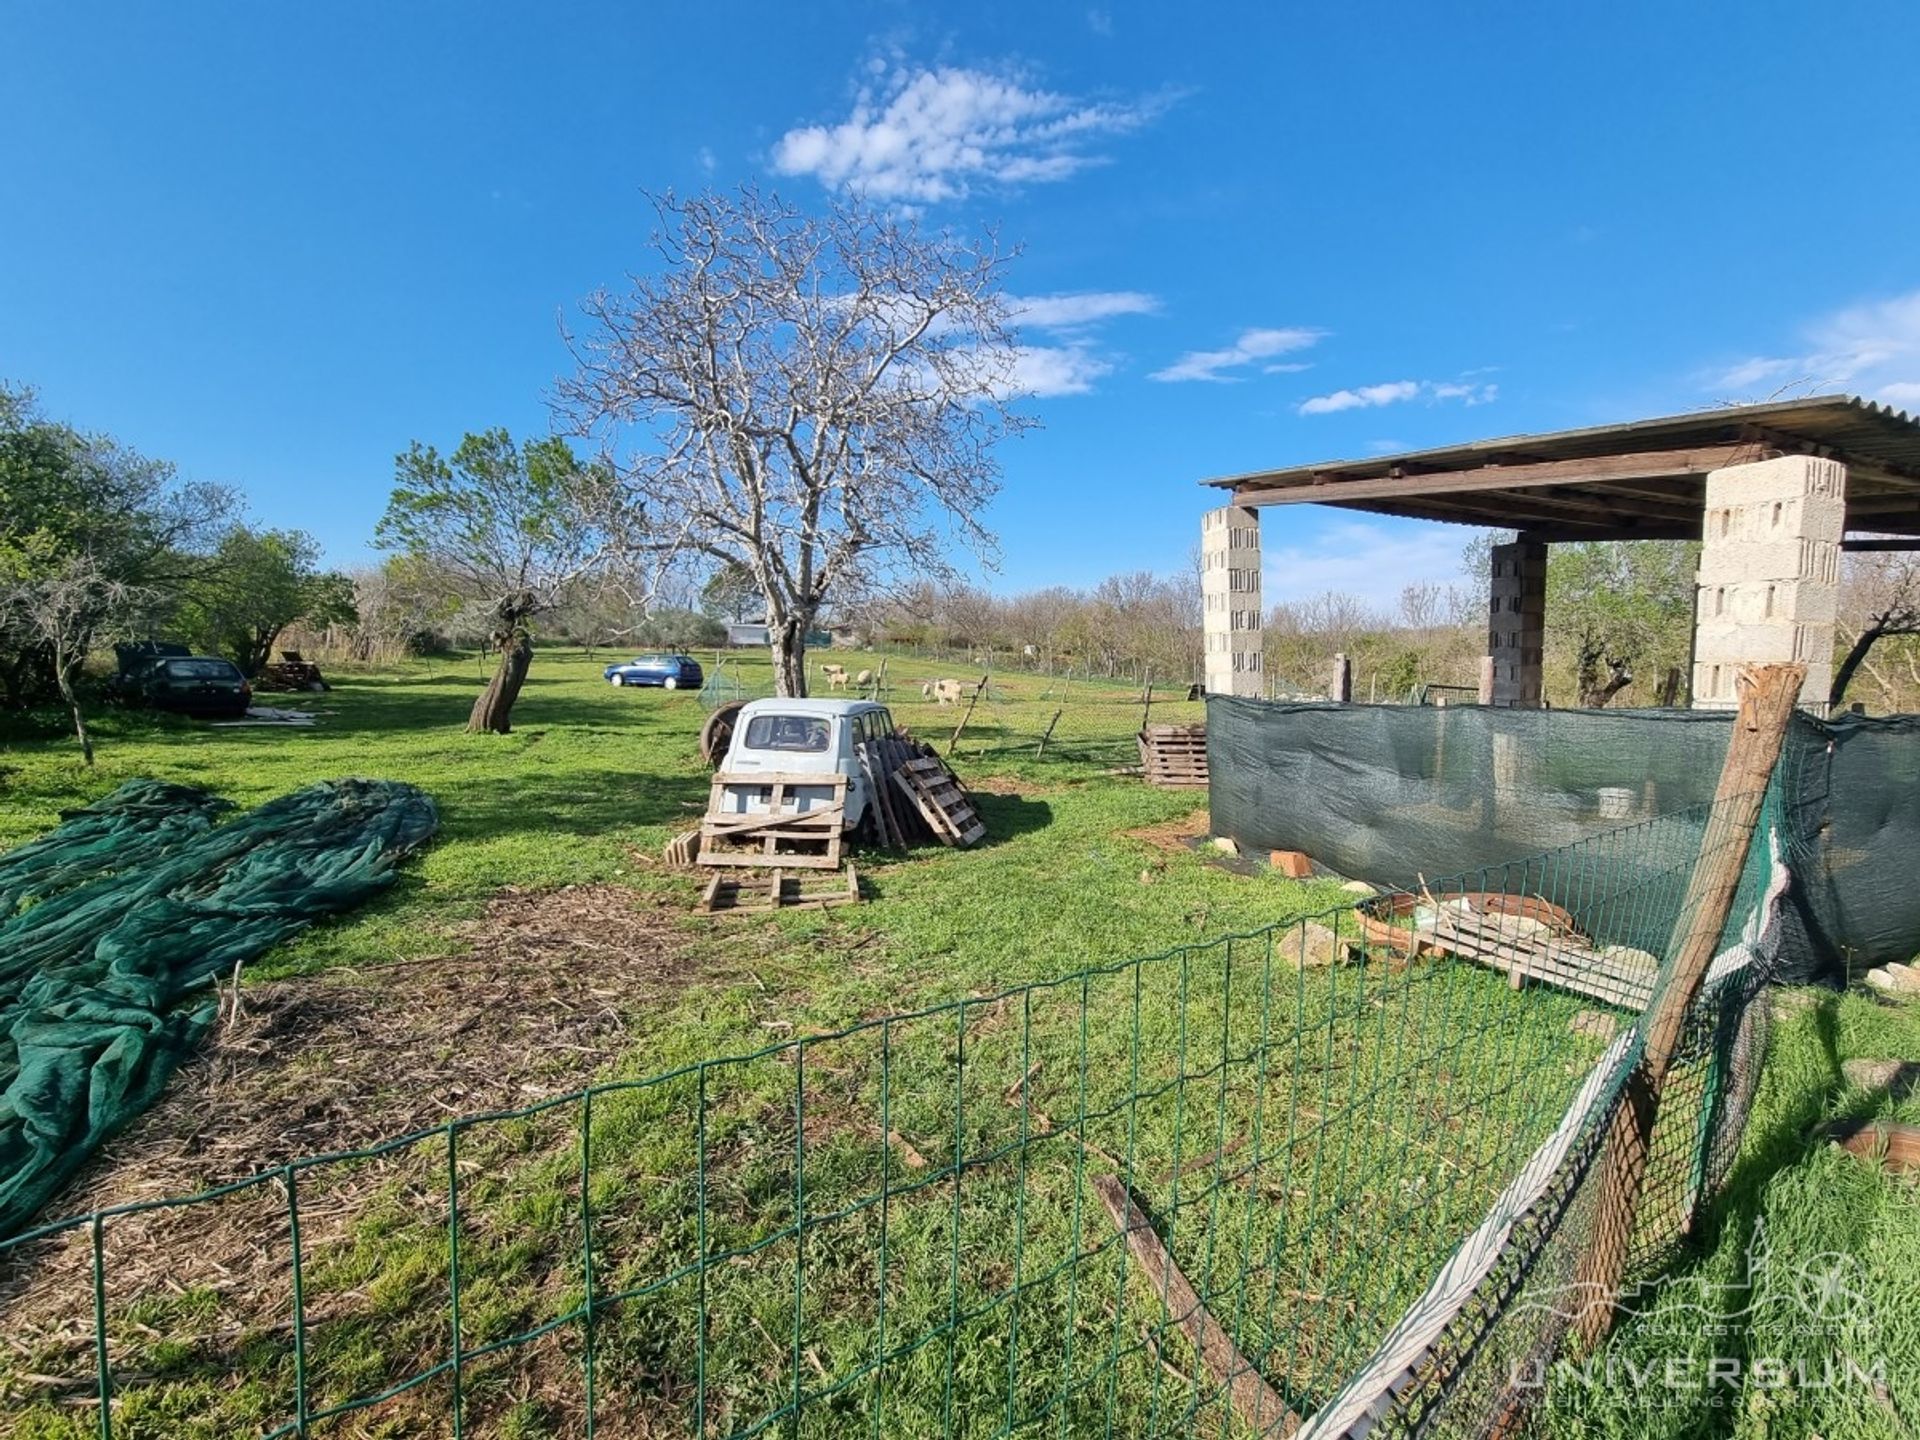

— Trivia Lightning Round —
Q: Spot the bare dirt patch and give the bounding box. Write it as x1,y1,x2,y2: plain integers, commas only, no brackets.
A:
0,884,702,1405
1122,807,1211,854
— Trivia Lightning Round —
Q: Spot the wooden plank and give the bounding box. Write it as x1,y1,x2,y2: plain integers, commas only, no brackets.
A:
1227,445,1754,508
1092,1174,1299,1437
1573,662,1805,1350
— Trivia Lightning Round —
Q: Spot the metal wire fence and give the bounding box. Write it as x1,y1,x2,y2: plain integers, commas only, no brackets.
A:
0,786,1787,1439
699,653,1200,771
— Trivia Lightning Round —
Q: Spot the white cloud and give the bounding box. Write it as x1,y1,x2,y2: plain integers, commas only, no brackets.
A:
1709,289,1920,403
697,145,716,174
1149,326,1326,383
1297,379,1496,415
1009,291,1159,331
771,62,1160,204
1263,518,1489,611
1010,345,1112,397
1087,8,1114,36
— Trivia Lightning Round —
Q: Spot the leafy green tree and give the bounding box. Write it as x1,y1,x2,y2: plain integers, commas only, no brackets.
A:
377,429,626,733
629,606,725,650
0,384,229,707
700,560,762,622
1546,541,1699,707
180,527,355,676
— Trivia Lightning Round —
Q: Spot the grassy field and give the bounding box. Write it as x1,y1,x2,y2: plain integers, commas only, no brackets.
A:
0,645,1914,1439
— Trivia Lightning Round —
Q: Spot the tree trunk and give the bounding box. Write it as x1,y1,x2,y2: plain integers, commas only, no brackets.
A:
53,656,94,766
770,613,811,697
468,629,533,733
1830,625,1885,710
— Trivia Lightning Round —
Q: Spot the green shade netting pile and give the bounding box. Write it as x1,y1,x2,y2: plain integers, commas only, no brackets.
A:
0,778,438,1237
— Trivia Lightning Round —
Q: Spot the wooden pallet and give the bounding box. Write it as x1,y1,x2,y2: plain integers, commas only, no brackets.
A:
699,865,862,914
699,773,847,869
853,734,948,848
662,829,701,867
1430,907,1656,1010
1361,891,1655,1009
1139,724,1208,788
892,756,986,847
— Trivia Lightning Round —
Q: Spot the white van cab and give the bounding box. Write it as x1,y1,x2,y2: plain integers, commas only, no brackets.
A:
716,697,897,830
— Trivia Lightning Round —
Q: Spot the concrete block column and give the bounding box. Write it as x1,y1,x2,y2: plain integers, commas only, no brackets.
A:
1691,455,1845,711
1201,504,1264,697
1487,535,1547,707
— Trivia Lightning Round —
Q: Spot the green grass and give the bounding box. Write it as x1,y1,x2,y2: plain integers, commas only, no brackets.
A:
1536,989,1920,1440
0,647,1910,1439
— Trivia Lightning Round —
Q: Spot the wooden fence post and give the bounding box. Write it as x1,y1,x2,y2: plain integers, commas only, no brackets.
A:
1477,655,1495,706
1570,662,1803,1350
1328,652,1352,703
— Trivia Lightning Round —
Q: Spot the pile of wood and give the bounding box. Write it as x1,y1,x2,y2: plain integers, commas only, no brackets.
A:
1359,890,1658,1010
254,650,329,693
855,736,985,849
1139,724,1209,788
679,733,984,914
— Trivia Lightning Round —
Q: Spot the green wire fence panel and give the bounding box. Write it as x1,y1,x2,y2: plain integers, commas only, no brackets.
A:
0,796,1786,1439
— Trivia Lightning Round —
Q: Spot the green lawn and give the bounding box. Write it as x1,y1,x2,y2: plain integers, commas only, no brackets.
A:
0,647,1913,1439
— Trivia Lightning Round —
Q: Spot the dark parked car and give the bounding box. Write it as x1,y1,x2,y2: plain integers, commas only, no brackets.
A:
604,653,703,690
133,657,253,717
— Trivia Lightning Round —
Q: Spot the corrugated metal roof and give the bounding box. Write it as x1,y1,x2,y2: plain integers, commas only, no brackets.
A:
1203,395,1920,492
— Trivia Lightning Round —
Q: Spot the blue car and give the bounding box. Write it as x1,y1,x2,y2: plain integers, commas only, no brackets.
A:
604,653,704,690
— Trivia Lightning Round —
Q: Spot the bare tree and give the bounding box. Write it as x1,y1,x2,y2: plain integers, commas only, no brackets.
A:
558,187,1030,697
2,557,152,765
1832,551,1920,709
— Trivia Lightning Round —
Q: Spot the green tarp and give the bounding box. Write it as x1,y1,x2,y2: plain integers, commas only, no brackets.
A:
0,779,437,1238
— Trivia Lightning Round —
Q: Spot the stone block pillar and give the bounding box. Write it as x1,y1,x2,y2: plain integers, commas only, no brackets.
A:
1487,535,1547,707
1201,504,1263,697
1692,455,1845,711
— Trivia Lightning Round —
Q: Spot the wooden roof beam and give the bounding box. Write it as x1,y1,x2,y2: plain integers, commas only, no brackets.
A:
1229,444,1758,506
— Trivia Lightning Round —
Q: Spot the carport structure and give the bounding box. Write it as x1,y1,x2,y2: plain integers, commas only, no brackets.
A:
1197,395,1920,709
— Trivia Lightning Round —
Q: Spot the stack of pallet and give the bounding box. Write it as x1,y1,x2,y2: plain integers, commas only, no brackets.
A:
695,772,862,914
688,735,986,913
855,736,986,849
1139,724,1209,788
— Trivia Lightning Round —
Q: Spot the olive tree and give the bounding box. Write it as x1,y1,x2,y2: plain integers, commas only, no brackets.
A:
558,187,1029,697
377,430,626,733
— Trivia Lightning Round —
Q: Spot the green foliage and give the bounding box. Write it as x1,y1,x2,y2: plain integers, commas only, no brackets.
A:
0,384,231,707
1546,541,1700,705
176,526,354,675
376,430,617,624
626,606,725,649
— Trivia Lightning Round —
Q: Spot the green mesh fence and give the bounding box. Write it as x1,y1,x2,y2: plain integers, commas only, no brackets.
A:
0,790,1787,1439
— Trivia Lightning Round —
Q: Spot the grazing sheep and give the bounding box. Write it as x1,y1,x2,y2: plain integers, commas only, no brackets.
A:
822,663,849,689
923,677,967,706
855,669,873,687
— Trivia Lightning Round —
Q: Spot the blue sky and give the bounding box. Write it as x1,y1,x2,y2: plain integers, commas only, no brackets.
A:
5,1,1919,610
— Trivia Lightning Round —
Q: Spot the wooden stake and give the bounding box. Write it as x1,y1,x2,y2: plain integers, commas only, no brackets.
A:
1036,707,1062,757
946,673,989,756
1570,662,1803,1350
1093,1174,1300,1436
